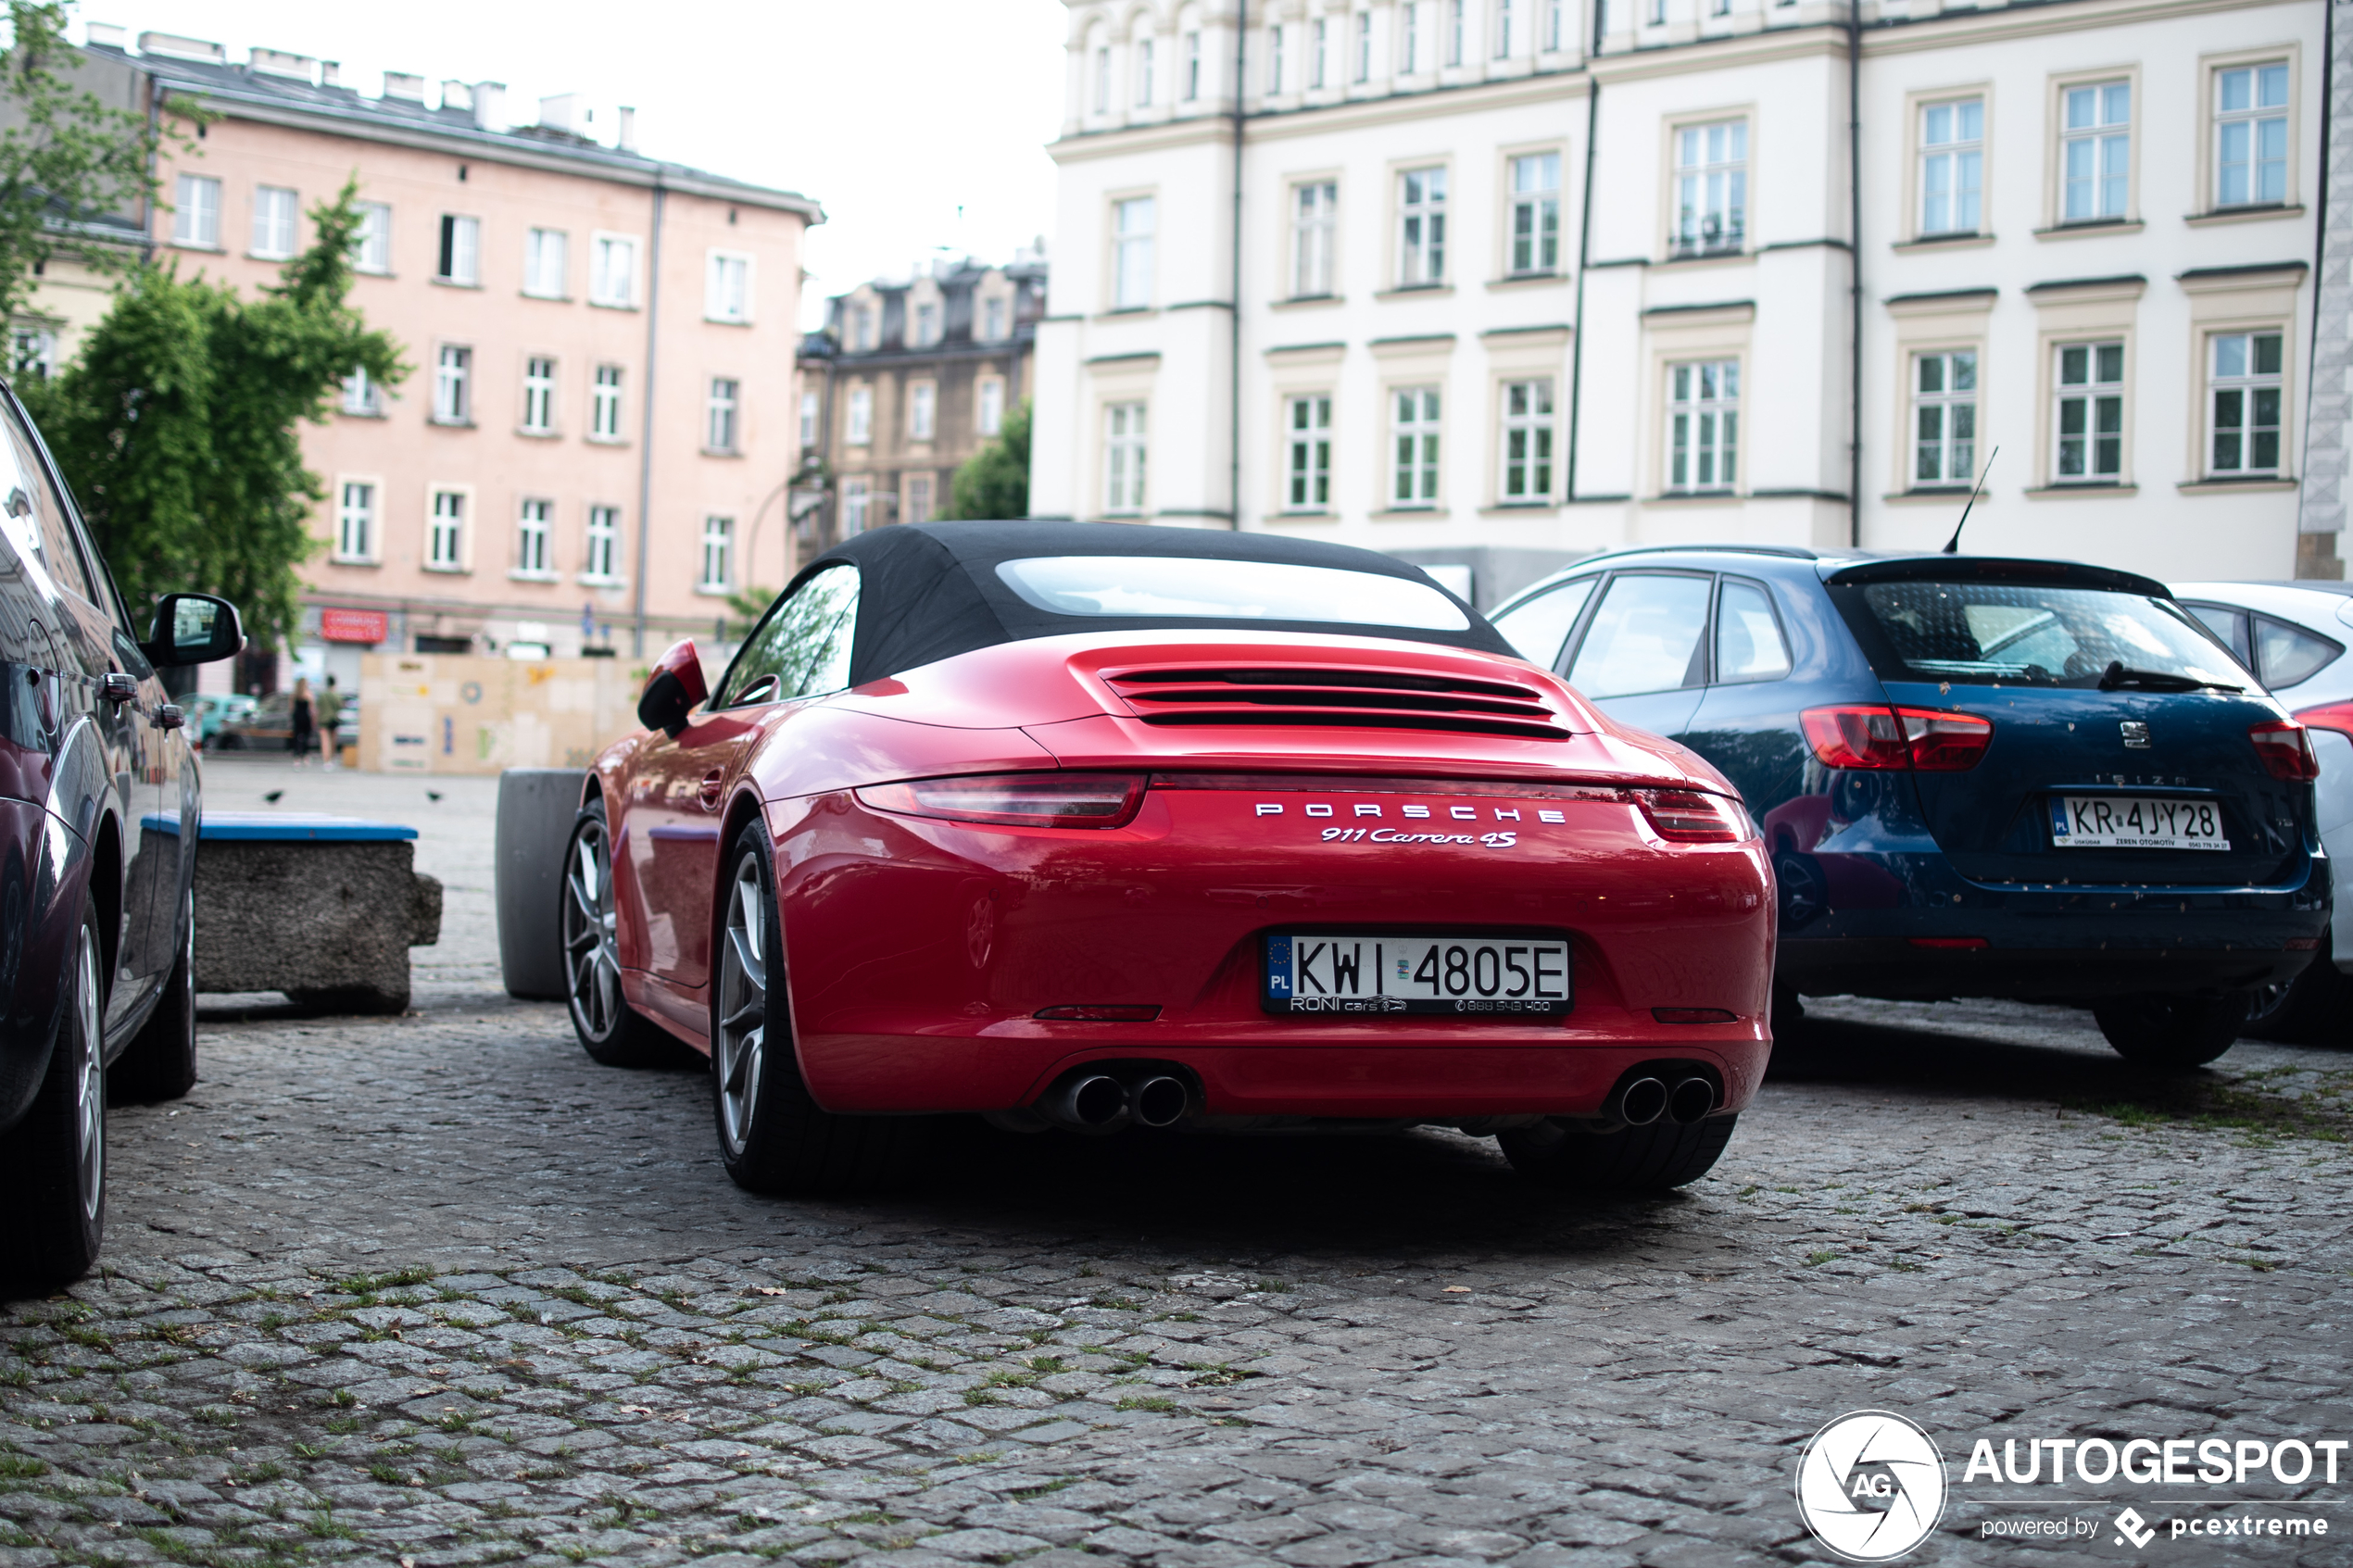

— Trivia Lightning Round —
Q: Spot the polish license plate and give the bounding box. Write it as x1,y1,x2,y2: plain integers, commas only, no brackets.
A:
1262,934,1572,1016
2049,796,2230,852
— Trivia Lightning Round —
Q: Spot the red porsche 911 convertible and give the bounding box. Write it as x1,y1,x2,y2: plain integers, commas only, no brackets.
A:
563,522,1774,1195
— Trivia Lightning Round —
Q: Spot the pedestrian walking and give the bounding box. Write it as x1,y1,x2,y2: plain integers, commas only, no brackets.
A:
289,677,315,767
317,675,343,769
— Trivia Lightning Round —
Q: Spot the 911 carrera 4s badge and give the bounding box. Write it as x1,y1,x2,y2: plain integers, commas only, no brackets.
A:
1263,934,1573,1016
1258,800,1552,848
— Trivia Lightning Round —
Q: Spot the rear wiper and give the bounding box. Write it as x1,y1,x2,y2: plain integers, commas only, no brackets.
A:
2096,659,2244,694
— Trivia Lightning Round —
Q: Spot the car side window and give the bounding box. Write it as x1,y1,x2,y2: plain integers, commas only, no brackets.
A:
0,401,95,609
2254,614,2342,689
1714,577,1792,684
1491,576,1597,670
717,564,861,708
1565,572,1714,698
2183,603,2251,665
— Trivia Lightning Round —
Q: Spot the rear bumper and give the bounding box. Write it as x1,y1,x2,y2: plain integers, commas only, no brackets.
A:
1780,938,2315,1002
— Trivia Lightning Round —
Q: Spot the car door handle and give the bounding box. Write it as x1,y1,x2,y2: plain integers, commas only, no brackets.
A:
157,704,184,730
100,672,138,704
698,768,725,810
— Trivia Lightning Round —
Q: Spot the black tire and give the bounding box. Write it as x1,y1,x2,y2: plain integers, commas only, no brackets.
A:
2242,938,2350,1045
1498,1114,1738,1192
2093,992,2248,1070
111,885,197,1100
561,799,684,1067
0,896,107,1291
712,821,926,1195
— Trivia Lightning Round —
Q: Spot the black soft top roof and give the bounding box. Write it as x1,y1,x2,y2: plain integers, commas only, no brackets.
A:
796,521,1511,687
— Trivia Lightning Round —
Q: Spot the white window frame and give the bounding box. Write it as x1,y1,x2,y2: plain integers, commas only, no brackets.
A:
173,174,220,248
1293,181,1337,297
1667,359,1740,494
2207,330,2284,477
524,228,567,298
847,385,874,445
1402,3,1419,73
2060,80,2132,223
1508,153,1560,275
1499,379,1555,502
799,390,821,447
590,364,623,441
1390,385,1441,508
1919,98,1984,236
433,344,472,425
1398,166,1447,285
590,232,640,308
341,368,383,417
1356,10,1373,82
252,185,297,260
426,486,471,572
2214,62,2290,209
699,515,734,593
1138,35,1156,104
906,474,935,526
1910,349,1979,489
909,381,936,443
1184,31,1202,99
522,356,557,433
333,478,379,564
583,505,621,583
842,477,871,537
1449,0,1466,65
708,377,741,453
515,497,554,579
914,301,939,346
1672,119,1748,256
2051,340,2125,483
1113,195,1155,310
1266,24,1283,93
1285,394,1333,512
984,296,1008,341
1094,45,1110,112
353,201,391,274
1544,0,1565,50
1313,18,1328,87
1495,0,1515,57
6,326,53,382
1104,401,1149,516
437,213,480,284
978,376,1006,437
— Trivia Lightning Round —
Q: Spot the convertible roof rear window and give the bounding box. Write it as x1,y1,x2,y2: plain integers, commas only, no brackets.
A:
995,556,1470,632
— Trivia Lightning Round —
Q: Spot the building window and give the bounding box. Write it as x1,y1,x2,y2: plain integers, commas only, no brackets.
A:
1508,153,1560,274
910,382,936,442
906,475,935,526
2216,64,2289,208
843,477,871,536
522,356,556,433
1495,0,1515,56
1139,36,1156,104
2061,82,2131,222
1095,45,1110,112
427,489,466,571
524,228,567,297
1673,120,1747,255
591,364,623,440
173,174,220,246
6,327,53,382
434,345,472,424
708,378,740,453
1667,360,1740,492
1648,0,1667,23
799,390,820,447
2208,331,2283,475
1286,395,1333,510
914,302,939,346
1184,31,1202,99
340,367,386,418
984,296,1007,340
591,234,636,307
1314,18,1328,86
1919,98,1983,235
517,498,552,577
252,185,299,258
1545,0,1565,49
700,516,733,591
1104,401,1148,515
1114,195,1155,309
1356,11,1372,82
335,481,376,562
1391,387,1441,506
1449,0,1466,64
1403,3,1419,72
979,377,1006,436
1293,181,1337,296
847,385,873,445
585,506,620,581
1500,379,1555,501
352,201,391,273
1912,350,1978,487
437,214,480,284
2053,341,2124,482
1267,24,1283,93
1398,167,1446,285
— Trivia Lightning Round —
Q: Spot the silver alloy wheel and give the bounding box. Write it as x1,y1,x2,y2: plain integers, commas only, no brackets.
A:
73,925,102,1220
562,819,625,1038
715,854,767,1157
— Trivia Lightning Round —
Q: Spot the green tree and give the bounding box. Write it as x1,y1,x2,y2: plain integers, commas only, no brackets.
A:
20,180,407,642
946,397,1029,520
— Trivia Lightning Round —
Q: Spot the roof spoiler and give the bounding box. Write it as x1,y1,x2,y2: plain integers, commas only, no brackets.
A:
1822,556,2170,598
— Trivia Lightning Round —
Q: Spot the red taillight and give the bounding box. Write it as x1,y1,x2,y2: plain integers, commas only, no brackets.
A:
1653,1007,1738,1023
2249,721,2321,782
856,771,1147,828
1035,1004,1162,1022
2294,699,2353,745
1632,788,1752,843
1800,705,1992,771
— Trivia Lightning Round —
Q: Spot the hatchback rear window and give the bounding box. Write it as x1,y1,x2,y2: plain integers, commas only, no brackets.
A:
995,556,1470,632
1851,581,2250,688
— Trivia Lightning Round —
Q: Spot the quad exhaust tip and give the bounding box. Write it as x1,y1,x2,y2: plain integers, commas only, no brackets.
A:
1617,1076,1667,1126
1667,1075,1716,1124
1615,1073,1716,1127
1048,1073,1128,1133
1131,1075,1189,1128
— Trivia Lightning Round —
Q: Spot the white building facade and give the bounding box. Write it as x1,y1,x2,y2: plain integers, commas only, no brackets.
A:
1035,0,2332,605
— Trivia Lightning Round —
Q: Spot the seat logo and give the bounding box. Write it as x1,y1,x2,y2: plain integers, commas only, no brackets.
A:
1794,1411,1948,1562
2120,720,2151,748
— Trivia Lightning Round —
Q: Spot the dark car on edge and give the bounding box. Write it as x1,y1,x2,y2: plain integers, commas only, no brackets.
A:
0,382,243,1289
1490,547,2328,1069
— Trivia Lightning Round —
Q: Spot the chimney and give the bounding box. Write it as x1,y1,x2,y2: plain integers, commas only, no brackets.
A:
83,21,128,48
616,105,637,152
382,71,425,101
137,31,225,63
537,93,585,137
440,80,472,113
246,46,316,82
471,81,506,132
320,60,340,87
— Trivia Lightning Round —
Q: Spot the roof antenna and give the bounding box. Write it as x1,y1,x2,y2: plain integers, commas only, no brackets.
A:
1942,446,1997,556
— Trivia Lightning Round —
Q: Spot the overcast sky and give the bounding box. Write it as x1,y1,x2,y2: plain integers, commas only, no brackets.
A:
71,0,1070,327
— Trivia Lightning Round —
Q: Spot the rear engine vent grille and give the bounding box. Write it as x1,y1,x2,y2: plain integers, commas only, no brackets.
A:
1102,666,1570,742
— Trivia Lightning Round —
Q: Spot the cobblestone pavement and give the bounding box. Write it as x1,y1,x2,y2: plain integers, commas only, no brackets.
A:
3,762,2348,1567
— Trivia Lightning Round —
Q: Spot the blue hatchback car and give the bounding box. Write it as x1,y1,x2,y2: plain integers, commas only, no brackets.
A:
1488,547,2330,1068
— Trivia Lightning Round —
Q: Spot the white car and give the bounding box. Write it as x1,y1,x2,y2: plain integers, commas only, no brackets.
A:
2171,580,2353,1039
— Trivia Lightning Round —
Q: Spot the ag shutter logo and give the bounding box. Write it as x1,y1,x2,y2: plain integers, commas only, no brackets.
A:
1795,1411,1950,1562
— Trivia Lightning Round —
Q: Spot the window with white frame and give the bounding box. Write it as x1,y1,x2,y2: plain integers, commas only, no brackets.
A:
910,382,936,442
1293,181,1337,296
979,376,1005,436
843,477,871,536
1449,0,1465,63
1911,350,1978,487
1139,36,1156,104
1094,45,1110,112
1648,0,1666,23
1104,401,1148,514
1710,0,1729,18
437,214,480,283
524,228,567,297
522,357,556,433
1399,167,1446,285
984,296,1007,340
1402,3,1419,72
352,201,391,273
2216,63,2289,208
1545,0,1565,49
1114,195,1155,309
1356,11,1372,82
1495,0,1515,56
700,516,733,590
1673,120,1747,254
2208,331,2284,475
1919,98,1983,235
1313,18,1328,86
516,498,552,577
1286,395,1332,510
1500,380,1555,501
709,378,741,452
585,506,620,581
914,302,939,346
1267,24,1283,92
799,390,820,447
1667,360,1740,492
1184,31,1201,99
341,368,383,417
173,174,220,246
2053,341,2124,482
6,327,52,382
434,345,472,423
591,234,637,307
1391,387,1441,506
591,364,623,439
1509,153,1560,274
335,481,376,562
2061,82,2131,222
906,475,934,526
847,385,873,445
427,489,467,570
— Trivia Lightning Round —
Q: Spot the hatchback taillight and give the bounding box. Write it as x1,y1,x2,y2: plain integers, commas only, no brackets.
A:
856,772,1147,828
1632,788,1753,844
1800,704,1993,771
2249,721,2321,782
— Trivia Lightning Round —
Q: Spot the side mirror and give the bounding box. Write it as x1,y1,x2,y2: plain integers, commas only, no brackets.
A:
636,639,708,737
143,594,245,668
